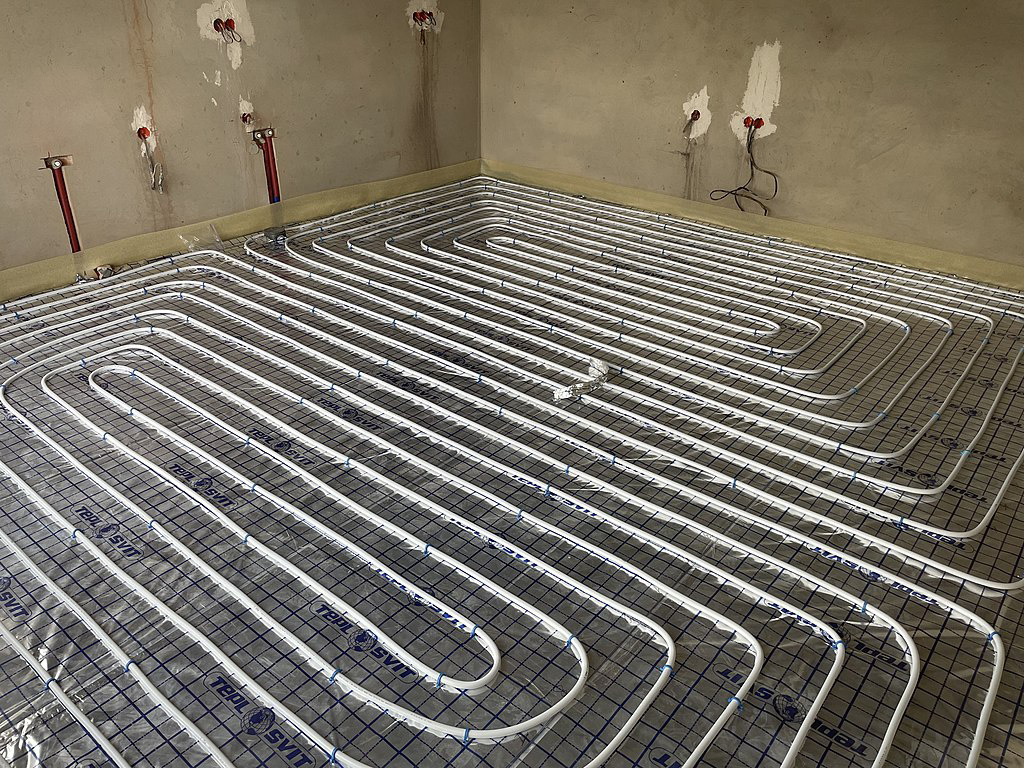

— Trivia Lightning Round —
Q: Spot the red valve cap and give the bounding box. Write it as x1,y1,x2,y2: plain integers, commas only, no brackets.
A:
753,117,765,129
137,126,151,140
743,115,754,127
690,109,701,122
225,18,236,30
213,17,224,31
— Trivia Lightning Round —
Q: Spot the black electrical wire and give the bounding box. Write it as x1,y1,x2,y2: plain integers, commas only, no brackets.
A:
710,125,779,215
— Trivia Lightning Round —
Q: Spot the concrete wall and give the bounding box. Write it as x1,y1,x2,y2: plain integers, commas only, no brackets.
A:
0,0,480,272
480,0,1024,267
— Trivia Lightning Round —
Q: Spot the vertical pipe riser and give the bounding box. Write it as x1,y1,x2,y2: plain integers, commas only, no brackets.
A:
50,166,81,253
266,136,280,204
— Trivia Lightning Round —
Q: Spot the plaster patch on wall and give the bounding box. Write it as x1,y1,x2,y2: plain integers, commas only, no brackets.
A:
211,97,218,106
214,70,222,86
683,86,711,140
407,0,444,34
197,0,255,70
730,40,781,142
239,95,254,127
202,72,209,82
130,105,156,156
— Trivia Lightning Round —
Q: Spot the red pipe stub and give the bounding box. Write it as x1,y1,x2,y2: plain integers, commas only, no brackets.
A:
50,166,81,253
690,109,701,122
753,117,765,129
743,116,754,128
136,126,151,140
225,18,236,30
213,17,224,32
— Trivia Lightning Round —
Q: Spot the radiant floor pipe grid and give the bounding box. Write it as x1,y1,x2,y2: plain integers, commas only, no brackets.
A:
2,178,1024,768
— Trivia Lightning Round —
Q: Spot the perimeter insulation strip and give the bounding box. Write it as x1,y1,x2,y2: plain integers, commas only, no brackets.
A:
0,177,1023,768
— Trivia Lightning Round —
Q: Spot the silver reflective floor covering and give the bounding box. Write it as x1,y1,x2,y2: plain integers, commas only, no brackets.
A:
1,177,1024,768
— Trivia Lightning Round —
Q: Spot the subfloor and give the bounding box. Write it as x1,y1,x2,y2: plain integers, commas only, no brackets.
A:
0,177,1023,768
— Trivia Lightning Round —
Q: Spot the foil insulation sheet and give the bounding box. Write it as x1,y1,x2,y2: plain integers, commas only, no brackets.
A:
0,177,1023,768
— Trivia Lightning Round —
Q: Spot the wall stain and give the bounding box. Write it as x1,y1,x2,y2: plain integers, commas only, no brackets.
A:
682,145,703,201
414,35,440,170
123,0,176,229
676,123,704,201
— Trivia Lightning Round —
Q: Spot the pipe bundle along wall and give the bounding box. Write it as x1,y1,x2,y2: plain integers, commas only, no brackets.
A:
0,177,1022,768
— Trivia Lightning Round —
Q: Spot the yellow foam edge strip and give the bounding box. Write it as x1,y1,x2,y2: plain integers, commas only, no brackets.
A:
5,157,1020,303
1,160,479,304
481,159,1024,293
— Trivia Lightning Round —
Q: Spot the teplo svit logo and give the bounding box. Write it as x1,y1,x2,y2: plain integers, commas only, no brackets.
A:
0,576,30,620
273,439,293,453
205,675,316,767
240,706,276,737
74,507,145,560
192,476,214,492
92,522,121,539
772,693,808,724
347,629,378,653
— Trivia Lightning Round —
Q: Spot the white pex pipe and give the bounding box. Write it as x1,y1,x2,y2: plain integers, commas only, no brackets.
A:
333,197,955,410
84,358,769,768
449,212,1009,469
300,182,1001,442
